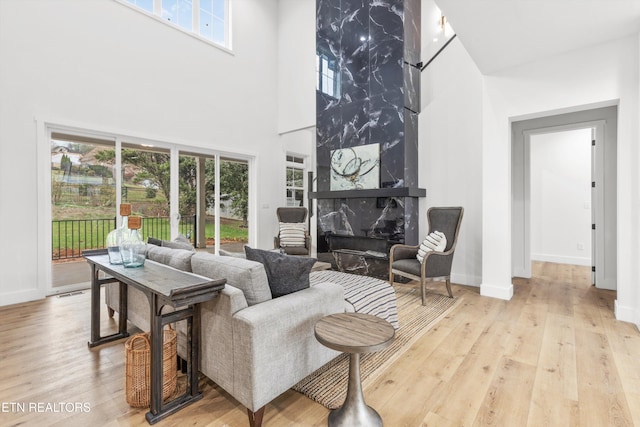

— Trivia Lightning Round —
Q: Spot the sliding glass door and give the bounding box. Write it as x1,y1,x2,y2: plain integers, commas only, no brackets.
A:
219,157,249,252
51,134,116,262
48,127,252,292
178,153,249,252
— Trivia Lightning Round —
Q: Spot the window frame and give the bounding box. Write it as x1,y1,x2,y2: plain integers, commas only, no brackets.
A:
285,154,306,208
38,119,256,298
117,0,232,52
316,49,340,98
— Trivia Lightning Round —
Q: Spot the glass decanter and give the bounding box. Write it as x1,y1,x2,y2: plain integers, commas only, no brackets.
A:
120,216,146,268
106,204,131,264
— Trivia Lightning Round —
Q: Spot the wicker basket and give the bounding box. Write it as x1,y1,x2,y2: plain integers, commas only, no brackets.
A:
125,326,177,408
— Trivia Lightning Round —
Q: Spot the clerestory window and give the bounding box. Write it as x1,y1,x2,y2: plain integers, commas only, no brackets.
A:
316,49,340,98
123,0,230,49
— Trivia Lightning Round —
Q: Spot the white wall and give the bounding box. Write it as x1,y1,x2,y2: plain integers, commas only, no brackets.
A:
420,35,484,286
480,35,639,324
530,129,592,266
277,0,316,133
0,0,283,306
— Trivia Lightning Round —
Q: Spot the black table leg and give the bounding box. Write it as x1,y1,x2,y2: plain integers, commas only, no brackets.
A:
189,304,200,397
118,281,128,336
87,267,129,348
146,302,202,425
89,263,100,346
148,294,163,422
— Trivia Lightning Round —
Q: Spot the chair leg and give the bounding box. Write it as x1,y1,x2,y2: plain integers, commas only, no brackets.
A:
389,269,394,286
445,277,453,298
421,276,426,306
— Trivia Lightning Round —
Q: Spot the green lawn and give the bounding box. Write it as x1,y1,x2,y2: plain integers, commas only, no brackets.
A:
51,216,248,259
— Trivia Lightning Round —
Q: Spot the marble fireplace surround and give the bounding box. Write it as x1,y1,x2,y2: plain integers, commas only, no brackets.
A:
314,0,424,270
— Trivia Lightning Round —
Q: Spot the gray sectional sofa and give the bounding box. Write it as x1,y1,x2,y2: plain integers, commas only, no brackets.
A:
105,244,398,427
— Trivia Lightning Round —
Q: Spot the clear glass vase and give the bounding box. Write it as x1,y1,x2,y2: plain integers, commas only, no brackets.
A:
106,204,131,264
120,216,146,268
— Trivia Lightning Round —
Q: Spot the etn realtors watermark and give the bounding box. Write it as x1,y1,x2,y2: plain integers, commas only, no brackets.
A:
2,401,91,413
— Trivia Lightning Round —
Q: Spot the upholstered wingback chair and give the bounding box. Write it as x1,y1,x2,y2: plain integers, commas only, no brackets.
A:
274,207,311,256
389,207,464,305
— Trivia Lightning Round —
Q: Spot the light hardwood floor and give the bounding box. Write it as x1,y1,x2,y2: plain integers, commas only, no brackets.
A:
1,262,639,426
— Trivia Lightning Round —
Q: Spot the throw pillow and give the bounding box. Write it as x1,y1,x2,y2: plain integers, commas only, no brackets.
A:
244,246,316,298
416,231,447,263
278,222,306,247
147,237,163,246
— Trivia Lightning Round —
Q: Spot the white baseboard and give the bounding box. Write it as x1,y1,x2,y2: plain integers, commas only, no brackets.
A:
480,282,514,300
0,288,46,308
615,300,640,330
451,273,482,287
47,282,91,297
531,253,591,266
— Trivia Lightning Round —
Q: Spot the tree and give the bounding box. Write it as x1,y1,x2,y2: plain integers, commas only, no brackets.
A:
179,156,197,216
123,150,170,205
91,149,249,225
219,161,249,226
60,153,72,179
93,148,171,209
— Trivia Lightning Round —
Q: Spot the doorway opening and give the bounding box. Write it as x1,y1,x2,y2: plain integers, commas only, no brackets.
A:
511,105,617,290
530,128,592,268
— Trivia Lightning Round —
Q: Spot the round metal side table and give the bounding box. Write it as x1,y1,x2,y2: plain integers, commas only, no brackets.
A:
314,312,395,427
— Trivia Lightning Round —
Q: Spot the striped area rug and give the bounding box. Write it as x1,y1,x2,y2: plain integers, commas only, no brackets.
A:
310,270,399,329
292,283,462,409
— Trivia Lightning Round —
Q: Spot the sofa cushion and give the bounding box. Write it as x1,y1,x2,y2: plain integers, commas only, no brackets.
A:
191,252,272,306
219,248,284,258
146,245,194,272
244,246,316,298
219,248,247,258
162,234,195,251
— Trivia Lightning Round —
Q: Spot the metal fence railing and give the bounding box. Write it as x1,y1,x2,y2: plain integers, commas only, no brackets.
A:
52,215,196,261
52,217,116,260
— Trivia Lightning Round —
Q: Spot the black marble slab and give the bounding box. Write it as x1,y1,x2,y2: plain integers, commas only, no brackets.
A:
316,0,422,270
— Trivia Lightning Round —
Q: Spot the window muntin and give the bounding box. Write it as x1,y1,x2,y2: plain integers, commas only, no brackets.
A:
162,0,193,31
199,0,226,45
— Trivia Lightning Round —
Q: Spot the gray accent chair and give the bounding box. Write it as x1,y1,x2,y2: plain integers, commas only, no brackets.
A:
273,207,311,255
389,206,464,305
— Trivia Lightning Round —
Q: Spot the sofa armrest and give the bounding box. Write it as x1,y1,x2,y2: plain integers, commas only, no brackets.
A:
227,281,345,411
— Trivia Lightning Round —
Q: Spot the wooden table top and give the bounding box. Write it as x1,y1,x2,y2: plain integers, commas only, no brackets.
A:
84,252,225,306
314,312,395,354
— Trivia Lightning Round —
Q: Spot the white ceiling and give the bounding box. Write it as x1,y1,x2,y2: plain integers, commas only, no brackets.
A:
433,0,640,74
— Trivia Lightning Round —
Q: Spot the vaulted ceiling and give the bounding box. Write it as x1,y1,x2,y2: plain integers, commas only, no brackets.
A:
434,0,640,74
